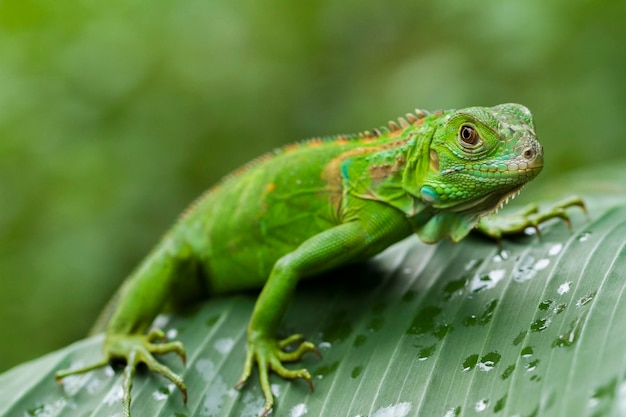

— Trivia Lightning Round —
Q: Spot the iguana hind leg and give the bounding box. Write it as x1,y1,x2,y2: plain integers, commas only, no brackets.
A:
56,238,197,417
56,329,187,417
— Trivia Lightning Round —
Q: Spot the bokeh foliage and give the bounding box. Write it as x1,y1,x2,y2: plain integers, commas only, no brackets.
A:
1,0,625,371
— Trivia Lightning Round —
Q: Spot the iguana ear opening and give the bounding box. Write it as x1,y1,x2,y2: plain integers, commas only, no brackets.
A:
401,122,437,199
429,150,439,172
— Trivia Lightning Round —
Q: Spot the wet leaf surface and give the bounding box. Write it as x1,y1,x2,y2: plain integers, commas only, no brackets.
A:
1,194,625,417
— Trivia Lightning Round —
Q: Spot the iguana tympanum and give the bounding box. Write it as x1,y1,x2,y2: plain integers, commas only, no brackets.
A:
55,103,584,416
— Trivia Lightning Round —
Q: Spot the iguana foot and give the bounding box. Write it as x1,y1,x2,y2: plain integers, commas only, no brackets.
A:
56,328,187,417
236,333,318,416
476,195,587,239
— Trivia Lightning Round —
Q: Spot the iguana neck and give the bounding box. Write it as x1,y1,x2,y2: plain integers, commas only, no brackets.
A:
339,117,486,243
339,127,430,217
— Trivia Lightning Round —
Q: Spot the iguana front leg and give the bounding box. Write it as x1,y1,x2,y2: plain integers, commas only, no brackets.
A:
476,195,587,239
236,203,412,416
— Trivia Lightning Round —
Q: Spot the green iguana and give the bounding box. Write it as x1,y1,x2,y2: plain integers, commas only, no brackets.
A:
55,103,584,416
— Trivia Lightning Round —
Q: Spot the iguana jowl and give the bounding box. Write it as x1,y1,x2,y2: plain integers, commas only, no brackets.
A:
55,103,584,416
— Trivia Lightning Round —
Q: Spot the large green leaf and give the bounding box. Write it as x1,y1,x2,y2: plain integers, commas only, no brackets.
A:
2,175,625,417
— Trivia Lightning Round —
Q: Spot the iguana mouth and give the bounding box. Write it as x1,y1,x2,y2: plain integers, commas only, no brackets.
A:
485,184,526,216
447,183,525,215
480,184,526,217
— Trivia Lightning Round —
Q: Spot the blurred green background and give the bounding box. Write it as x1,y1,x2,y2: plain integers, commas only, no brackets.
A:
0,0,624,373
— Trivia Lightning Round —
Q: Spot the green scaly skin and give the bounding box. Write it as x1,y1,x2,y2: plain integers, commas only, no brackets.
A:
55,103,585,416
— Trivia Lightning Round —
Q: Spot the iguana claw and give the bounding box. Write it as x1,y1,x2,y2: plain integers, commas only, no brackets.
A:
55,328,187,417
476,195,587,240
236,333,317,416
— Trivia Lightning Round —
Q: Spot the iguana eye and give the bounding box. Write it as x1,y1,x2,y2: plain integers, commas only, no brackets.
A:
459,125,480,148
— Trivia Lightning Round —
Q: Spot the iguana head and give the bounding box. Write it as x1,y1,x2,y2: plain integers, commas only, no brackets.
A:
405,103,543,242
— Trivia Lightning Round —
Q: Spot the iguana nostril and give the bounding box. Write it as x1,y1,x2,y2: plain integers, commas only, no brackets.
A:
526,147,544,169
523,148,534,159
